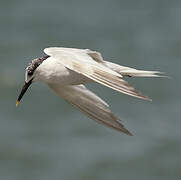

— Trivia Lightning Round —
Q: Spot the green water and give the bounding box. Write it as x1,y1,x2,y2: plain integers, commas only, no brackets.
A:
0,0,180,179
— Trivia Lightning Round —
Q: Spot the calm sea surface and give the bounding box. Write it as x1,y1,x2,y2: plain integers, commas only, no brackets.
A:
0,0,180,179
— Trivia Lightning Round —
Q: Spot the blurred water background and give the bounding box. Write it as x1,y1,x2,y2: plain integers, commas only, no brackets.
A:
0,0,181,179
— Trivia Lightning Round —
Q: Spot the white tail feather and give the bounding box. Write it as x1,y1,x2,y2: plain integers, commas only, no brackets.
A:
104,61,164,78
119,70,163,77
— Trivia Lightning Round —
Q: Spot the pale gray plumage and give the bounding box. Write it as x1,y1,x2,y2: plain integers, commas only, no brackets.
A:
16,47,163,135
48,84,132,135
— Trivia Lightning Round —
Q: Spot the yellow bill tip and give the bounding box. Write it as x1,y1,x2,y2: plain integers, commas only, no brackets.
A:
16,100,20,107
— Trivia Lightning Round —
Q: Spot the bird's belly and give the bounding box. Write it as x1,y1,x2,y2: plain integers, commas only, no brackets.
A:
57,69,92,85
43,66,92,85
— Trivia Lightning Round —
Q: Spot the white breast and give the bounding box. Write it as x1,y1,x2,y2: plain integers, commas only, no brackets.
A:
34,57,91,85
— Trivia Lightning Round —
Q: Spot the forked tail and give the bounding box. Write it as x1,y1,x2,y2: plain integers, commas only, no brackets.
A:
104,61,165,77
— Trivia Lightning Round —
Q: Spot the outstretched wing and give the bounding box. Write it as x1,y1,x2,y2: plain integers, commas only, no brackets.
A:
48,84,132,136
44,47,151,101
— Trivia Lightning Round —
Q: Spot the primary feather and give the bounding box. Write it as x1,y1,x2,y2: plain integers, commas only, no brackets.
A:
48,84,132,136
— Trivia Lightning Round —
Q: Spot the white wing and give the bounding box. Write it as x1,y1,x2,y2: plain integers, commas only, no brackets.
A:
48,84,132,136
44,47,151,101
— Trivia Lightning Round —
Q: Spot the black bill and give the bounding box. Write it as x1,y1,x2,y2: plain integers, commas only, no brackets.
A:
16,79,33,106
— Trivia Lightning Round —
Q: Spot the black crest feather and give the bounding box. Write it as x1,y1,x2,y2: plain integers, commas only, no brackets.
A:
27,55,49,76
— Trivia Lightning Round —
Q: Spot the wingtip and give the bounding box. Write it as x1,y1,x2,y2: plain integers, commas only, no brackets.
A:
136,91,152,102
124,129,133,136
145,96,152,102
116,123,133,136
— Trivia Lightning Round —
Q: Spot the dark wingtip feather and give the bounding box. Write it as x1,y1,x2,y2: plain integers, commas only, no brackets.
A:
123,128,133,136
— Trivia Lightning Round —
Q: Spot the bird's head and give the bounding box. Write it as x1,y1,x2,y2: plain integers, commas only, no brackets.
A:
16,55,49,106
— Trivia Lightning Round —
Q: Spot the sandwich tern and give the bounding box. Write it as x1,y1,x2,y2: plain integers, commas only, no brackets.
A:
16,47,163,135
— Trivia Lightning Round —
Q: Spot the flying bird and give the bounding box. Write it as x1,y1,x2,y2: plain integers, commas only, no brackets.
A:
16,47,163,135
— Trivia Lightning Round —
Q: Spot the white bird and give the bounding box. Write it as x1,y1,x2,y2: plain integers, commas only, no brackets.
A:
16,47,163,136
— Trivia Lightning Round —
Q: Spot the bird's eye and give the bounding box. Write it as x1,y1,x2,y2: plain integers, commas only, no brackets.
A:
27,71,33,76
26,65,34,76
